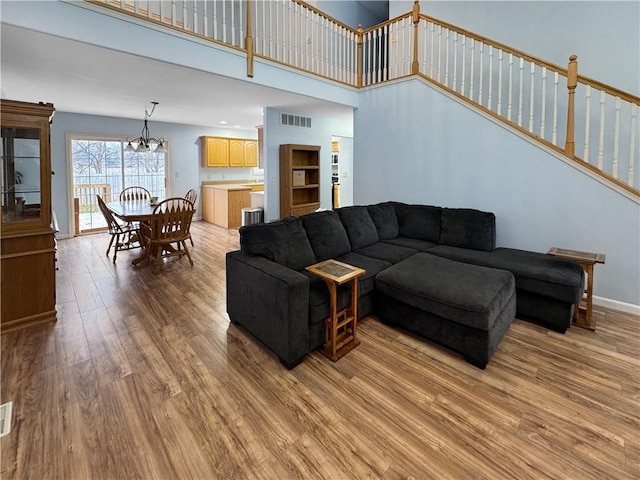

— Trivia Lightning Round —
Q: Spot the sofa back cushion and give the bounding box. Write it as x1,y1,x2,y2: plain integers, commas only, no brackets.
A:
240,216,316,270
367,202,399,240
301,210,352,261
337,206,379,249
392,202,442,242
439,208,496,252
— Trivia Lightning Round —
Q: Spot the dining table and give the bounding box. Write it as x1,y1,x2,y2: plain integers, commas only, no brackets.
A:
107,199,160,266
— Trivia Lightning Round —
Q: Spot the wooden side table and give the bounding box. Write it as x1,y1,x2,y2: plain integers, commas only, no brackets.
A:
306,259,366,361
547,247,606,331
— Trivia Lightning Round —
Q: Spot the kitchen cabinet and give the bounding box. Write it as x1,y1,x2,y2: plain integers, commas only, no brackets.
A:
201,136,229,167
280,144,320,218
1,99,57,332
201,136,258,168
202,183,261,228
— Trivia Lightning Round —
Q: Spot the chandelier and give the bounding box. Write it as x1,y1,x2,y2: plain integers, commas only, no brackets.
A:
124,101,168,153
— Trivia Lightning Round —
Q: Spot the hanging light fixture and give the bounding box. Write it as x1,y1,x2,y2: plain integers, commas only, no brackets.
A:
124,101,168,154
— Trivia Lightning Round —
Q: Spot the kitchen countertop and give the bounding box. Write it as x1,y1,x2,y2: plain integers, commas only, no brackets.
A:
201,181,264,191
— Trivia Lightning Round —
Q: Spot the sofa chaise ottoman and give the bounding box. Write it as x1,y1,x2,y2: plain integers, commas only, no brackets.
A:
376,253,517,369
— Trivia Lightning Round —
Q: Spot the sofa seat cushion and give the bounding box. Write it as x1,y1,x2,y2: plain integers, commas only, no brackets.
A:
334,252,392,297
427,246,585,304
367,202,399,240
439,208,496,252
382,237,439,252
301,210,351,261
354,242,418,264
240,216,316,271
337,206,379,249
375,253,515,331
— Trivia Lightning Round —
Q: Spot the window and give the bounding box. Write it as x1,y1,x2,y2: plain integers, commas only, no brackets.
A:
69,135,167,233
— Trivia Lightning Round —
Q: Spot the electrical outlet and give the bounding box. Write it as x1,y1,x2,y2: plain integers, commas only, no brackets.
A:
342,172,348,177
270,174,277,182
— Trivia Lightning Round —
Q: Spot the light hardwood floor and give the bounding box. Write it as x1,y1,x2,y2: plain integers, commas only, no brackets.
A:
1,221,639,479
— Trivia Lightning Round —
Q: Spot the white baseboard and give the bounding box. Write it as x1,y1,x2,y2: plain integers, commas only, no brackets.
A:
593,296,640,316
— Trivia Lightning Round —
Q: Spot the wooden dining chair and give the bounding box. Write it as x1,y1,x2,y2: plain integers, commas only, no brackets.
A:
120,186,151,202
140,197,195,271
96,195,141,263
184,188,198,246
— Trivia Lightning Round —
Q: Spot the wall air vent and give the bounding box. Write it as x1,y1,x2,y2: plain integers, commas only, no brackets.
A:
280,113,312,128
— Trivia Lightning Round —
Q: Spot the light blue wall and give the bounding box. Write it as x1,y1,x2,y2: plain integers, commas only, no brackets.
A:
263,108,353,221
51,112,258,236
315,1,387,28
390,1,639,94
354,78,640,305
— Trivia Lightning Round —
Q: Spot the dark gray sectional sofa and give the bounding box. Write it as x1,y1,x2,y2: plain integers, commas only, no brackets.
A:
226,202,585,369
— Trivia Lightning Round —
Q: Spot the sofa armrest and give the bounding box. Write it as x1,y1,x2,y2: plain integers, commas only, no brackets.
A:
226,250,310,368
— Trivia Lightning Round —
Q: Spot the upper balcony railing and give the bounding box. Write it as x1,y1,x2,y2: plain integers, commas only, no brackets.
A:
85,0,640,197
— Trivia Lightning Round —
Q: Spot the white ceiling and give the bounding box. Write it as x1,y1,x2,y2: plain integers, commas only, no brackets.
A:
0,24,354,130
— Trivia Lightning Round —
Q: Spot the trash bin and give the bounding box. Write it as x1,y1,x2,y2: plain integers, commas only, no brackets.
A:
241,207,264,226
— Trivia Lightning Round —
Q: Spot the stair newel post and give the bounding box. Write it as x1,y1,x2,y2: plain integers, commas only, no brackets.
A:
411,0,420,75
356,24,364,87
245,0,254,78
564,55,578,156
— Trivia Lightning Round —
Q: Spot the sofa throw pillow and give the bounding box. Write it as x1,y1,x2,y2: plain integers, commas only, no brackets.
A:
392,202,442,242
301,210,351,262
240,216,316,270
337,206,379,249
439,208,496,252
367,202,399,240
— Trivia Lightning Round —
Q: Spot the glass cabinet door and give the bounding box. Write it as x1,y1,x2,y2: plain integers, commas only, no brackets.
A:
1,126,43,224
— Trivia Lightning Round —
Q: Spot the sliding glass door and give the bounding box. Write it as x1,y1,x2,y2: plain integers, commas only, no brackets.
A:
69,136,167,234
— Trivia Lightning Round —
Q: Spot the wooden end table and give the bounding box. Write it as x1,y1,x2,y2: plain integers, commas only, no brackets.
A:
547,247,606,331
306,259,366,361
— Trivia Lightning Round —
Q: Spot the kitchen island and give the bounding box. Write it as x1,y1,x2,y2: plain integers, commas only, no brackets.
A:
201,181,264,228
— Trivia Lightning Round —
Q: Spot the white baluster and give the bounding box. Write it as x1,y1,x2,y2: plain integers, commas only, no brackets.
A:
429,22,435,77
629,104,638,186
461,36,466,96
597,90,606,170
452,32,458,92
528,62,535,132
159,0,163,24
193,1,197,33
172,0,176,27
182,1,187,30
469,39,475,100
478,42,484,105
540,67,547,138
552,72,559,145
444,28,450,87
222,0,226,43
517,57,524,127
487,45,493,110
382,24,388,82
437,25,442,83
421,21,427,73
212,0,217,40
583,85,592,162
507,53,513,121
239,0,244,49
497,49,503,115
202,0,208,37
612,97,621,178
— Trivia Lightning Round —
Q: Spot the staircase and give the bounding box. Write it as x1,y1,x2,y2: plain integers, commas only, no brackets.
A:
84,0,639,200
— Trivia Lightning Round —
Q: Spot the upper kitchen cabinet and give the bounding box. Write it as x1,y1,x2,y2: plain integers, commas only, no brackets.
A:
1,99,57,331
201,136,230,167
201,135,258,168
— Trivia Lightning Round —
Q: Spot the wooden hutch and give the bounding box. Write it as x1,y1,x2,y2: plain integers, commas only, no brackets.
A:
1,99,57,331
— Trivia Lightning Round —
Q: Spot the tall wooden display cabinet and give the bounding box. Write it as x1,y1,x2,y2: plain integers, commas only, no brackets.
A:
1,99,57,332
